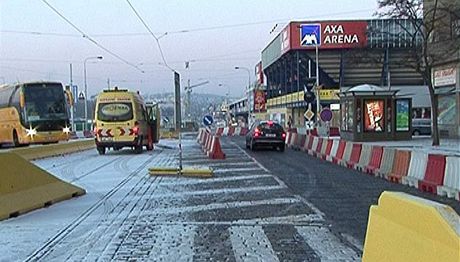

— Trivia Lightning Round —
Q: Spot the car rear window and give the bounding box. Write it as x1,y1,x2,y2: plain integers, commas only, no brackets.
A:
97,102,133,122
258,122,283,131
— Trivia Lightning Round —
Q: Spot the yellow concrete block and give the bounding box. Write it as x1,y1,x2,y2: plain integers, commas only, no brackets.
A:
363,191,460,262
12,140,95,160
149,166,213,178
0,152,85,221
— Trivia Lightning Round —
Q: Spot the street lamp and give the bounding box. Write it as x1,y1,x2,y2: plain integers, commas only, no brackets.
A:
234,66,252,126
83,56,103,131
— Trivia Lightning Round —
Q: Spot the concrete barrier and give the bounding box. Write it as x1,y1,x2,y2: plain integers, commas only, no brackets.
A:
438,156,460,200
375,148,396,178
326,140,339,162
0,152,85,221
363,146,383,175
402,151,428,188
387,150,411,183
346,143,362,169
333,140,347,164
418,154,446,194
308,136,319,156
363,191,460,262
12,140,95,161
355,144,372,171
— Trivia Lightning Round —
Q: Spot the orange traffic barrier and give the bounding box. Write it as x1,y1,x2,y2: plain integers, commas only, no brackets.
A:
227,127,235,136
215,127,224,136
332,140,347,164
288,133,298,149
302,135,314,152
364,146,384,175
207,136,226,159
314,138,323,157
321,139,333,160
386,150,411,183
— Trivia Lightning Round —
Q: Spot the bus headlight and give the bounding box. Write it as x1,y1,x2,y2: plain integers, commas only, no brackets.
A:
26,128,37,137
63,126,71,134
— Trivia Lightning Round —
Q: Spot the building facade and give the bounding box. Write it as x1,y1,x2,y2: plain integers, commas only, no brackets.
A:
427,0,460,138
261,19,425,128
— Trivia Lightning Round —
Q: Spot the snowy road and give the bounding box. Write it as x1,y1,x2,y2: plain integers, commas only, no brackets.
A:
0,138,361,261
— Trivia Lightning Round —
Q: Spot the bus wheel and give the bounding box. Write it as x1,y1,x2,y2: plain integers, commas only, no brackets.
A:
97,146,106,155
12,131,20,147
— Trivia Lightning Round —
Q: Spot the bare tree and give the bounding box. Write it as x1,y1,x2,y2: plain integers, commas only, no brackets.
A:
376,0,460,145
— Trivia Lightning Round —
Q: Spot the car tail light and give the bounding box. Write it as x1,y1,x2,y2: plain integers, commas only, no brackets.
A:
132,121,140,135
282,132,286,139
254,127,260,138
267,120,273,125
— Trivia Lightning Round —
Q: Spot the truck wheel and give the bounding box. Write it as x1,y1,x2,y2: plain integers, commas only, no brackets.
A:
97,146,106,155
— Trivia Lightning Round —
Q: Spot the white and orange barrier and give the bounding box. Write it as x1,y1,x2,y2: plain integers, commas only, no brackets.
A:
438,156,460,200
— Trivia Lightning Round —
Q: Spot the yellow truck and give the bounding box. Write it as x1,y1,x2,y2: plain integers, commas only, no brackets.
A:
93,88,159,155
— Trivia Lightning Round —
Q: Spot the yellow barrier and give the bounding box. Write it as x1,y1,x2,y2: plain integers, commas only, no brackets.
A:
160,130,179,139
0,152,85,221
11,140,95,161
148,166,213,178
363,191,460,262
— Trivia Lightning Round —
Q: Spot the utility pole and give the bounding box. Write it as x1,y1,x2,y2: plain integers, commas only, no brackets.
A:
69,63,75,131
107,78,110,90
315,43,321,126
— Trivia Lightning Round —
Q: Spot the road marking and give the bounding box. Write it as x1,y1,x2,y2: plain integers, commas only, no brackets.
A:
159,174,273,186
231,141,270,172
295,226,360,261
153,198,300,215
230,226,279,262
143,225,196,261
151,185,286,198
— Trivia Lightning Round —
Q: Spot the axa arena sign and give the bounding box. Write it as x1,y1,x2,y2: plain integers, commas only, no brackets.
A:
297,21,367,49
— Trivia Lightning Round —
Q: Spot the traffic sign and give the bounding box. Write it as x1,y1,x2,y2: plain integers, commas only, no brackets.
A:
78,92,85,100
304,91,316,103
203,115,214,126
304,109,314,121
320,108,333,122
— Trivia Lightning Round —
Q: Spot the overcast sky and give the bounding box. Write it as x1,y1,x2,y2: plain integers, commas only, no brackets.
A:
0,0,378,98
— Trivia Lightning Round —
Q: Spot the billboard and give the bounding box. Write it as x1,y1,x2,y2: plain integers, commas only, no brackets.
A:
396,99,410,131
290,21,368,50
364,100,384,132
254,90,266,112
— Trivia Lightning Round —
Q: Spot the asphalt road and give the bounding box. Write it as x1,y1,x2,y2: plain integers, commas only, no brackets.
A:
230,136,460,244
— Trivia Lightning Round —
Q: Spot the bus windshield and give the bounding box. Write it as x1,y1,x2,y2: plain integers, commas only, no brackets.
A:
24,83,67,122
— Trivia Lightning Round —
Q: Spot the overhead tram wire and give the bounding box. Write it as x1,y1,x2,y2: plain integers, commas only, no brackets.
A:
125,0,174,72
3,8,375,38
40,0,145,73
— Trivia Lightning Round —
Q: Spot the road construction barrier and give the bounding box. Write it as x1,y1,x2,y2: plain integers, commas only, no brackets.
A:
234,127,241,136
418,154,446,194
197,128,204,143
346,143,362,169
375,148,396,178
321,139,333,160
326,140,339,162
291,134,302,150
0,152,85,221
298,134,307,151
227,127,235,136
386,150,411,183
207,136,226,159
203,132,212,152
240,127,249,136
332,140,347,164
338,141,353,166
222,127,229,136
314,138,324,157
318,138,328,159
215,127,224,136
302,135,314,152
438,156,460,200
402,151,428,188
12,140,95,161
363,146,383,175
355,144,372,171
308,136,319,156
363,191,460,262
285,132,292,146
288,133,298,149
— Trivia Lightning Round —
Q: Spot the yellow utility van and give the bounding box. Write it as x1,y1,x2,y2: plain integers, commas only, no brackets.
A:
94,87,154,155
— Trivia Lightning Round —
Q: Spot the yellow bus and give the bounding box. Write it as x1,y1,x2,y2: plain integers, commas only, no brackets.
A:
0,81,71,147
94,88,159,154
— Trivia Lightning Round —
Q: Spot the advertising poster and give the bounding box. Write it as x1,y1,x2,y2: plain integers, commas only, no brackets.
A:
254,90,266,112
364,100,384,132
396,100,410,131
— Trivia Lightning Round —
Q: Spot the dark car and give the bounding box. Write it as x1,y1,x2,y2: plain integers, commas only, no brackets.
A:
245,120,286,151
412,118,432,136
